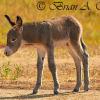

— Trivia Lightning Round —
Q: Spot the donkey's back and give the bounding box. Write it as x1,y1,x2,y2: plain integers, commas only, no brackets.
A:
22,16,82,46
48,16,82,42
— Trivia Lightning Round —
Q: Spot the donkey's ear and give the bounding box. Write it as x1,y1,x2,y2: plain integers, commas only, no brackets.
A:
16,16,23,27
5,15,15,26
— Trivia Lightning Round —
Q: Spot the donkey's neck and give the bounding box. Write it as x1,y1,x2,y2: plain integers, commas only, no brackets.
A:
22,22,46,44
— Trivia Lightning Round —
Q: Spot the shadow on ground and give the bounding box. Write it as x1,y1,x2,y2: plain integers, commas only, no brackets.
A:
0,91,78,99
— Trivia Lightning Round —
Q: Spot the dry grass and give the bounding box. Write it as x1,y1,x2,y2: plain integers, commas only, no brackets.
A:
0,45,100,90
0,0,100,45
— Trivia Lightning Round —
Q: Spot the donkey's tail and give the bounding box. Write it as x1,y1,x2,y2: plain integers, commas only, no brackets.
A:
80,37,87,50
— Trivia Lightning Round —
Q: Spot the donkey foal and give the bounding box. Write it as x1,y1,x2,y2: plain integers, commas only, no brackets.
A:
4,15,89,95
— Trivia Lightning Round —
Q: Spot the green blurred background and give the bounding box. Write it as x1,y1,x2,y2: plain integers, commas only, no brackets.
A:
0,0,100,46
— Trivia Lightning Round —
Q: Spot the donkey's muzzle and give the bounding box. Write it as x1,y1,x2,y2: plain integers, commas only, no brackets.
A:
4,46,13,56
4,51,9,56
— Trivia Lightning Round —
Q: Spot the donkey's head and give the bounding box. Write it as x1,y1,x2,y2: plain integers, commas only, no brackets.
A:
4,15,23,56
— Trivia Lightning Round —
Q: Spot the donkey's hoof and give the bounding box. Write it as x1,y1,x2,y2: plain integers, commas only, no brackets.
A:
84,87,89,92
54,91,59,95
72,88,79,92
32,90,38,94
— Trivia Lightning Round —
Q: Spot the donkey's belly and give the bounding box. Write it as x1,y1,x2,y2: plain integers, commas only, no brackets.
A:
53,39,68,47
53,32,69,47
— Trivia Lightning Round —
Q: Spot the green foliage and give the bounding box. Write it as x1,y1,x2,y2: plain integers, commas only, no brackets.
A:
12,64,22,80
0,62,11,79
0,61,23,80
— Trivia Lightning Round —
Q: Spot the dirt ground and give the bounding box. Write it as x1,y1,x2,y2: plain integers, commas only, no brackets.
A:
0,89,100,100
0,46,100,100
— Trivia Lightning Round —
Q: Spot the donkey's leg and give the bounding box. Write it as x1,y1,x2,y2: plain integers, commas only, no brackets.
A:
47,45,59,95
81,39,89,91
33,49,45,94
71,40,89,91
67,43,81,92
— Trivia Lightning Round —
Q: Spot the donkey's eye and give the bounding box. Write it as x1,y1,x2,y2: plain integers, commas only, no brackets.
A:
11,38,17,42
